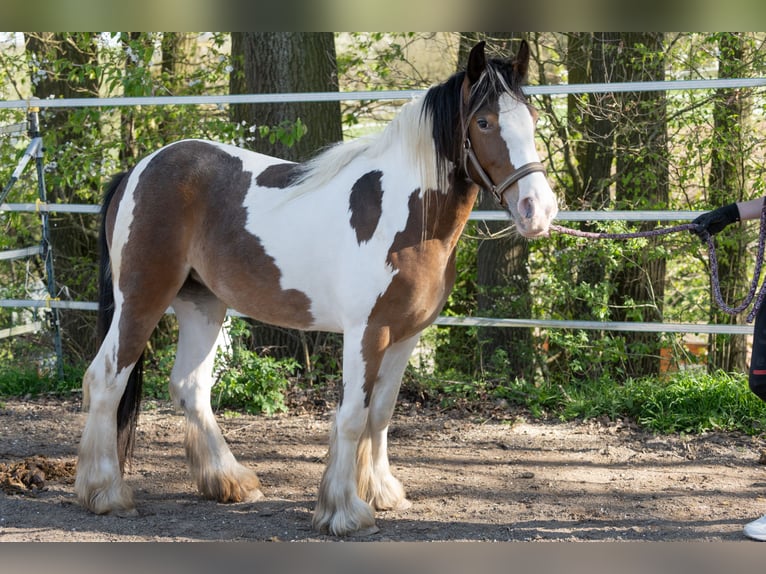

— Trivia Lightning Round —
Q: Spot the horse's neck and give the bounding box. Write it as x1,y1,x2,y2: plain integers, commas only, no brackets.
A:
422,178,480,250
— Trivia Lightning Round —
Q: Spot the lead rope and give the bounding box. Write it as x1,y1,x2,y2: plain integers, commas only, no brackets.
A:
549,201,766,323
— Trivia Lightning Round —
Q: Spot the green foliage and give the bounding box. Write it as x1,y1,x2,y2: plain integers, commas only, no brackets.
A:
630,371,766,434
495,370,766,435
0,331,299,418
142,345,174,401
211,318,299,415
213,349,298,415
257,118,307,147
432,222,480,376
0,361,83,397
143,318,300,415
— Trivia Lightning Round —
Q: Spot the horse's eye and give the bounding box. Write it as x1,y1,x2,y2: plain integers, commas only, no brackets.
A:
476,118,490,130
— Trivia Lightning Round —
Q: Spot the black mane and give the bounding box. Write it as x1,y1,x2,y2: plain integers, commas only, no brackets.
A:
421,55,528,188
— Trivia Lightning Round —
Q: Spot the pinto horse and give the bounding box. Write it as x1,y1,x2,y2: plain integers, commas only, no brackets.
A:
75,40,558,536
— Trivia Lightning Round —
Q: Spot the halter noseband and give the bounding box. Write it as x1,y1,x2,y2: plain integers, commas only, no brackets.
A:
463,138,546,207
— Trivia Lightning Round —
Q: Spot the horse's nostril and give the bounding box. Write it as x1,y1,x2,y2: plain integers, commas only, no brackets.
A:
519,197,534,219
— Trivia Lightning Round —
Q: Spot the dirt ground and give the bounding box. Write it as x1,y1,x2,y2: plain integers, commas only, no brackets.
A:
2,393,766,543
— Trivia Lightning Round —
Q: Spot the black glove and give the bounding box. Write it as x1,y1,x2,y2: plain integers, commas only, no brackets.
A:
690,203,740,240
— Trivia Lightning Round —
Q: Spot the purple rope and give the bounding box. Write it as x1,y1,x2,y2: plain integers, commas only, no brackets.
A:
549,202,766,323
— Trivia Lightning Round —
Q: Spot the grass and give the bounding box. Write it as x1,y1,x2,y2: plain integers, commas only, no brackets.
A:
2,358,765,436
408,368,766,436
0,363,82,398
496,370,766,435
0,347,299,417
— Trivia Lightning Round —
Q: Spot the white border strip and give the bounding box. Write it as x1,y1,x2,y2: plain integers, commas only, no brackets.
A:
0,245,43,260
0,321,43,340
434,315,753,335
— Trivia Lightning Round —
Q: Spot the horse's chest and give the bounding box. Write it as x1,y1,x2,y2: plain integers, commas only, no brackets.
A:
367,241,457,339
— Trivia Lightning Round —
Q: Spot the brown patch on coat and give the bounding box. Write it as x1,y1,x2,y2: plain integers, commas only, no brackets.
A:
106,141,314,372
255,162,301,189
348,170,384,244
360,177,479,404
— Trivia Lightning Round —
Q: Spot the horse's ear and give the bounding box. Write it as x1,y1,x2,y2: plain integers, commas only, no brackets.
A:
466,41,487,84
513,39,530,81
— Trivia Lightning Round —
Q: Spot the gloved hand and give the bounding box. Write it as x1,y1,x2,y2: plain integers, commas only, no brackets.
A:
690,203,740,240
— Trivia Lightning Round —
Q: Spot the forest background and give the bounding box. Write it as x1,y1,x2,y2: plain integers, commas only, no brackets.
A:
1,32,766,433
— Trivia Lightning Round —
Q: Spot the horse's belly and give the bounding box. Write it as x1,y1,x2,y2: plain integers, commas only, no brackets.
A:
215,267,360,334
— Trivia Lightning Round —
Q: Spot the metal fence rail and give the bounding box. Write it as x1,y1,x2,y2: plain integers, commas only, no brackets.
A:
1,77,765,110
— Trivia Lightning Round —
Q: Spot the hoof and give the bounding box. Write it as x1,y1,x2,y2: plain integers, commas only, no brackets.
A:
75,475,135,516
312,497,377,537
391,498,412,511
350,524,380,538
195,464,263,504
240,488,265,503
112,507,139,518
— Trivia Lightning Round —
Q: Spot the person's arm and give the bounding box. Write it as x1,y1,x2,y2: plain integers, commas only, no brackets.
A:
735,197,765,221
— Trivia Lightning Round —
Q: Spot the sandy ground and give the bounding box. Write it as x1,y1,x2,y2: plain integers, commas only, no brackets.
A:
2,395,766,542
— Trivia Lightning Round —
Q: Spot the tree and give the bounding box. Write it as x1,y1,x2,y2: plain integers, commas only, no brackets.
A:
609,33,669,377
541,33,622,382
706,33,752,372
229,33,343,366
230,33,341,162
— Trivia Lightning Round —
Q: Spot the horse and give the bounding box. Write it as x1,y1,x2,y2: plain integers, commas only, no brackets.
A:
74,40,558,536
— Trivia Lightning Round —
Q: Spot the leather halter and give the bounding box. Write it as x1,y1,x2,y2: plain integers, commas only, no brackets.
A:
462,137,546,208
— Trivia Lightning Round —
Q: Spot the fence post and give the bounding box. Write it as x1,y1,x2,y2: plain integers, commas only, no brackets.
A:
28,107,65,379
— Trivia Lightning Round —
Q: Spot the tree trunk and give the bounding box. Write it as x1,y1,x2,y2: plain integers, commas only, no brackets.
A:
230,32,342,162
707,33,750,373
537,33,620,381
572,33,620,306
229,33,343,365
610,33,669,377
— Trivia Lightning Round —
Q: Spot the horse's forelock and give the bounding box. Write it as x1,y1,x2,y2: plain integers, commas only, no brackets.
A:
467,58,526,118
421,57,527,184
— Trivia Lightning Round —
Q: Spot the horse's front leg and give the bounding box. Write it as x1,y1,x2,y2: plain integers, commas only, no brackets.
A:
312,329,378,536
358,333,421,512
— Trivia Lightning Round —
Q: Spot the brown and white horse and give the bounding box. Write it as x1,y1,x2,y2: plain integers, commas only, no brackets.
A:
75,41,558,536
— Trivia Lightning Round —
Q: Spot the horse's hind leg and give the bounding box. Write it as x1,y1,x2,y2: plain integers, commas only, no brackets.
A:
170,293,263,503
76,304,164,516
357,333,420,511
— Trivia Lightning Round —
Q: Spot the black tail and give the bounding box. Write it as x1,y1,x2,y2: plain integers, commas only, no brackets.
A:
98,172,144,472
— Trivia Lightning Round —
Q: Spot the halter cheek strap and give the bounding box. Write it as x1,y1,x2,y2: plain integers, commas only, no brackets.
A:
463,138,546,207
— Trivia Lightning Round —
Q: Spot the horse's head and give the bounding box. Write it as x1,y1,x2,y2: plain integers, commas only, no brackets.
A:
461,40,558,238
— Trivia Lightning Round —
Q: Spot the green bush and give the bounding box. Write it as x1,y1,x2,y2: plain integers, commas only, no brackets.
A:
213,349,298,415
629,370,766,434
